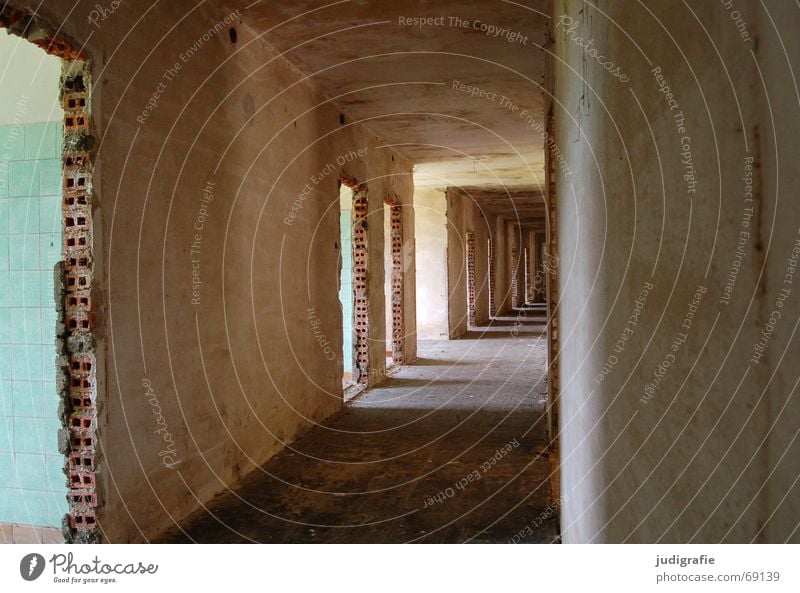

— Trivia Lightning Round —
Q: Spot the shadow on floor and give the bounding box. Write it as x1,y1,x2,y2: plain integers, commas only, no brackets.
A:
157,327,557,544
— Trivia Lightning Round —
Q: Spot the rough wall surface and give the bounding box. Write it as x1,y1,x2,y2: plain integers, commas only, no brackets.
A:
446,187,468,339
11,0,413,542
553,0,800,543
414,187,448,340
493,216,510,315
445,187,494,334
399,198,417,364
472,213,491,326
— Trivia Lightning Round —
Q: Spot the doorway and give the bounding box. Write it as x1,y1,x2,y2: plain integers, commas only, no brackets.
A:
338,182,354,389
0,27,67,542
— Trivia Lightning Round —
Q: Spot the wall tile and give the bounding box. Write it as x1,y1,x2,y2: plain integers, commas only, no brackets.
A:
0,381,11,416
0,199,7,234
0,235,8,271
0,162,8,199
9,234,39,271
46,491,67,527
39,270,55,308
38,160,61,195
16,453,46,489
0,272,7,307
8,197,39,233
45,455,64,491
38,196,60,233
48,123,62,159
38,233,59,270
10,309,42,345
41,308,57,339
0,310,8,344
0,345,10,380
9,271,41,307
18,489,49,526
13,417,46,453
12,345,44,381
24,124,54,160
1,121,65,525
0,418,13,452
42,418,60,455
0,452,18,488
41,346,57,382
0,487,18,523
0,126,25,161
12,381,45,417
9,161,37,198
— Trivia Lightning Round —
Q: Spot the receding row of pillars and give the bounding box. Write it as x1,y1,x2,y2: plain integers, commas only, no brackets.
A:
509,226,546,309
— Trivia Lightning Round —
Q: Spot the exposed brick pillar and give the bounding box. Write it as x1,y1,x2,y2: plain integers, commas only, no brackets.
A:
465,231,476,326
60,62,99,543
533,232,544,302
510,241,519,310
390,205,404,365
488,236,496,317
351,188,370,384
524,244,533,305
1,4,100,544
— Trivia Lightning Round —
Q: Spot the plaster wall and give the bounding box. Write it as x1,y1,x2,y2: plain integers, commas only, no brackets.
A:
553,0,800,543
414,187,448,340
10,0,414,542
445,188,494,333
494,216,510,315
446,187,468,339
472,211,491,326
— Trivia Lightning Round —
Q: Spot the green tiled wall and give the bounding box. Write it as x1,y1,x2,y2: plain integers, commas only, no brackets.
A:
0,120,66,527
339,209,353,374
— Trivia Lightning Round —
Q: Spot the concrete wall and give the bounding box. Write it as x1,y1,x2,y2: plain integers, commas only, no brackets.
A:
414,187,448,340
553,0,800,543
473,211,491,325
500,220,523,313
10,0,414,542
493,216,510,315
446,188,468,338
401,196,418,364
526,230,536,304
445,187,493,334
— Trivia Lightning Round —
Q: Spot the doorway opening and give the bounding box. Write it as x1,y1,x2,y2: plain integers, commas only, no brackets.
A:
488,236,495,318
339,178,370,398
338,182,355,389
0,13,97,544
0,27,66,542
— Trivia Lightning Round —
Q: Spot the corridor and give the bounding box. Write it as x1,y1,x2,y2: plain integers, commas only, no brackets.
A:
2,0,799,549
161,311,555,543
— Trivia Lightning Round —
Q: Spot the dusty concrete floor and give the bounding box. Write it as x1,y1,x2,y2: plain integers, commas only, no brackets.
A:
159,309,558,543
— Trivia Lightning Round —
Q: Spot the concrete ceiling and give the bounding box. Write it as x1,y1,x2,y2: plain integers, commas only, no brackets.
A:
454,185,546,227
228,0,549,190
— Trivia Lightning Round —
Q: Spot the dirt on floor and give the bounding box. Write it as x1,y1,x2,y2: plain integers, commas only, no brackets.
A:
159,310,558,543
